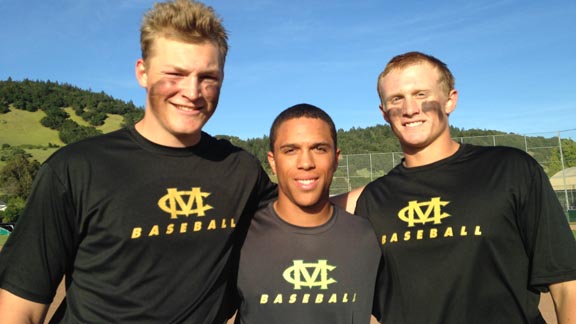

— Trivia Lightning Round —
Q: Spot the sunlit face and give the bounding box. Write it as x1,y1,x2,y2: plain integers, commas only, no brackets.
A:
268,117,340,214
135,37,223,147
378,62,457,153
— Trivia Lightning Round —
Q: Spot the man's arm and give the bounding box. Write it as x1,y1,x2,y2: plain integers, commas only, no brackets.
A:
330,186,365,213
549,280,576,324
0,288,49,324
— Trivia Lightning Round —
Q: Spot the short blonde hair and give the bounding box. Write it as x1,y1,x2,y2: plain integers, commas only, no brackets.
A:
140,0,228,65
377,51,455,102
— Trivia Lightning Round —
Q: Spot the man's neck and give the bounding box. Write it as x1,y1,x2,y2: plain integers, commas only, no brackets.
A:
135,120,202,148
273,200,333,227
402,140,460,168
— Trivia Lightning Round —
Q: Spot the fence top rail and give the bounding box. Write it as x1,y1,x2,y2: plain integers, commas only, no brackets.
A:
452,128,576,140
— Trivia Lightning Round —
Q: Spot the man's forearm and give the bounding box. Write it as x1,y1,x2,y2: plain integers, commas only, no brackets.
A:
0,288,49,324
549,280,576,324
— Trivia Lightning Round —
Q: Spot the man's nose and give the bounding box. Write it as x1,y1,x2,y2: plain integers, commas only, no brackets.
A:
182,76,201,100
402,98,420,115
298,150,315,170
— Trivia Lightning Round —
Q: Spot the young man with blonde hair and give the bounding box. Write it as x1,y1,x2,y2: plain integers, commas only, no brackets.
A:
339,51,576,323
0,1,275,323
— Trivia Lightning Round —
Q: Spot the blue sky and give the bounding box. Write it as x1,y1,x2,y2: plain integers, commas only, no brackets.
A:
1,0,575,140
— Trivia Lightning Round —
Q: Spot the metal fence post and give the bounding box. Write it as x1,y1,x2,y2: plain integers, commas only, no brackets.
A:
558,131,570,219
346,155,351,192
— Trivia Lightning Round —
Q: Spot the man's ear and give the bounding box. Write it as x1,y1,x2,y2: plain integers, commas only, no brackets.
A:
444,89,458,115
267,151,277,175
334,148,341,172
380,103,391,123
135,59,148,88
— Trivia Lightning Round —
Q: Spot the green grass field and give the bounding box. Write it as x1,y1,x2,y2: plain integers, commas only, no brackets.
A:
0,107,124,167
0,109,63,147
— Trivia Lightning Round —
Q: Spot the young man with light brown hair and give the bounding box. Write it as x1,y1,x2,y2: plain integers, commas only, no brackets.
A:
338,51,576,323
0,1,276,323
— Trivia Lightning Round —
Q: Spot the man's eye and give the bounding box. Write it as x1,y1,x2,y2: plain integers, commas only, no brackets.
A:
314,146,328,152
199,73,221,83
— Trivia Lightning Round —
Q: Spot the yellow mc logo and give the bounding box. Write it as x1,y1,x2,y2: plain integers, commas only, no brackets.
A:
158,187,213,219
283,260,337,290
398,197,451,227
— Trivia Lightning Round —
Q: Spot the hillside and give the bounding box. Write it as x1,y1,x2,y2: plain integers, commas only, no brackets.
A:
0,108,63,146
0,108,126,167
0,107,125,146
0,79,143,167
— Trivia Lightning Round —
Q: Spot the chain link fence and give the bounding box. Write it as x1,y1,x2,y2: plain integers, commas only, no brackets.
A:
332,129,576,220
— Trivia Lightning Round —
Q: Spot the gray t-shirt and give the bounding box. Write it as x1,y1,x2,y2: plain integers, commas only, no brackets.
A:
236,203,381,324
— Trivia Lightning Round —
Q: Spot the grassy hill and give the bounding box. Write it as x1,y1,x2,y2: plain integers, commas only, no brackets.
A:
0,108,63,146
0,107,124,167
63,107,124,134
0,78,143,168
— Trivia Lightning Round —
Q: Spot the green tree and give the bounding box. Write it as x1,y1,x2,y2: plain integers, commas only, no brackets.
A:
82,110,108,126
0,196,26,223
560,139,576,168
0,154,40,199
41,107,69,129
59,120,102,144
0,146,31,162
0,99,9,113
122,108,145,127
547,139,576,176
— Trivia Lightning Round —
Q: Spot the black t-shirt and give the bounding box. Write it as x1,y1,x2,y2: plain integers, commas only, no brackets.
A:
236,203,381,324
0,127,277,323
356,144,576,324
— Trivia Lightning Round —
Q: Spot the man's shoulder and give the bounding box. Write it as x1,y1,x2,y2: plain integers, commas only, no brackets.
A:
462,144,539,168
333,205,373,228
199,133,263,165
463,143,530,158
44,128,130,163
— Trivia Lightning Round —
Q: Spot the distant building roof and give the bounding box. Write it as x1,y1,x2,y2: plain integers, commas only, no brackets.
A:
550,167,576,190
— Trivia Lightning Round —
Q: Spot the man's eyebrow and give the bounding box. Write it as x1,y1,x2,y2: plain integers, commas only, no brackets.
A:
314,141,333,147
162,64,184,70
161,64,221,74
280,142,333,149
386,93,403,100
278,143,298,149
